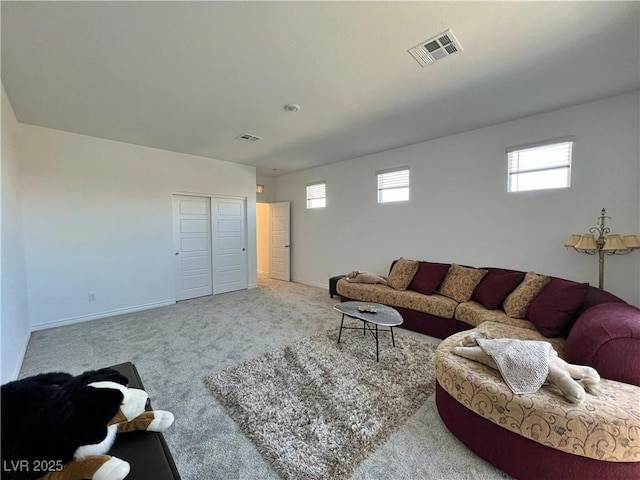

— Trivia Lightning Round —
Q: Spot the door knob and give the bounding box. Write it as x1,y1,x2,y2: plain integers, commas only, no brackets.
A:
285,245,290,248
175,252,180,256
242,248,246,251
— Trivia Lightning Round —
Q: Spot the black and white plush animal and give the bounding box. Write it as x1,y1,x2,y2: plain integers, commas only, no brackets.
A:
1,368,173,480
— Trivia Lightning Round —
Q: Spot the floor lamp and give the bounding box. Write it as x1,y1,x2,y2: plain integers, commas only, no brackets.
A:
565,208,640,290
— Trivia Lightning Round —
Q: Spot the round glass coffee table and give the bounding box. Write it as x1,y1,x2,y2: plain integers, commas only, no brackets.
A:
333,301,403,362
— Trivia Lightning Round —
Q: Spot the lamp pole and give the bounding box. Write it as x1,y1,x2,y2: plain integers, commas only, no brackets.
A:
597,249,605,290
564,208,640,291
591,209,610,290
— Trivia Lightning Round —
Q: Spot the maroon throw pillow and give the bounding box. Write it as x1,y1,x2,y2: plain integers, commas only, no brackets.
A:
472,269,525,310
389,259,397,274
527,278,589,337
408,262,451,295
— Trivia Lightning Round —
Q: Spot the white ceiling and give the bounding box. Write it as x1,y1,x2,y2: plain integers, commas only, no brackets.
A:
2,2,639,176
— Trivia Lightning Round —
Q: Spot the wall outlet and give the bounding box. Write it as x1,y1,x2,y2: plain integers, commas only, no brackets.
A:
88,292,97,302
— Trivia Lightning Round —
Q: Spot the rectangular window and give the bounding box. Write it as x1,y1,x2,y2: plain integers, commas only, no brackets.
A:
377,168,410,203
507,138,573,192
306,182,326,209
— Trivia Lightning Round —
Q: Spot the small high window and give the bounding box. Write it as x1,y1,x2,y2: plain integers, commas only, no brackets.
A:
377,168,410,203
507,138,573,192
306,182,326,209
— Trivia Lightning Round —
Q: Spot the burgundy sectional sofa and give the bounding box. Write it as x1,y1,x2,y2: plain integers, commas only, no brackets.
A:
336,259,640,479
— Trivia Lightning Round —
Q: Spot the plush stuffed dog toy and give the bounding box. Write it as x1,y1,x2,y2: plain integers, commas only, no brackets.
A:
344,271,387,285
1,368,174,480
454,331,600,403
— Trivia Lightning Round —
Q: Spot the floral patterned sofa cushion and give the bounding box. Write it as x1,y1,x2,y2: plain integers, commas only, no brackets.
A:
455,300,536,331
438,264,488,303
435,321,640,462
386,257,419,290
503,272,550,319
336,280,458,319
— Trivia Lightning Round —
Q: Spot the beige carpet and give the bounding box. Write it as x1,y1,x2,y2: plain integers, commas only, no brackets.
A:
205,327,437,480
20,276,510,479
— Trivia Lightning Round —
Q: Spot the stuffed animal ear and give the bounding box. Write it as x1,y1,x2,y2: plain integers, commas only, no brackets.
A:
91,382,149,422
66,387,124,446
77,368,129,387
28,372,75,387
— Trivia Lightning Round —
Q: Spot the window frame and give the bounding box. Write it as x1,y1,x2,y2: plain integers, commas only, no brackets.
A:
376,167,410,204
305,181,326,209
506,137,574,193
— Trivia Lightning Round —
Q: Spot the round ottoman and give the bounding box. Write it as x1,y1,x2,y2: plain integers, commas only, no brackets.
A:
435,321,640,480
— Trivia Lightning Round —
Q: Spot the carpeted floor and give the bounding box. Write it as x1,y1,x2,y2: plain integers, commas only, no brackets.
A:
19,276,511,479
205,328,438,479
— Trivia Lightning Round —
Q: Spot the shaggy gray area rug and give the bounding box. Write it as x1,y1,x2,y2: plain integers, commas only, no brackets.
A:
204,327,437,480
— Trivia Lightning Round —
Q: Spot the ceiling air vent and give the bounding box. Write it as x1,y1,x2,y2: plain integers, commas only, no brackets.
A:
236,133,262,143
408,29,463,67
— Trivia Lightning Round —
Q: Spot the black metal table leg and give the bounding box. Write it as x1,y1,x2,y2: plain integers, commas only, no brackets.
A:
375,323,379,362
334,304,402,362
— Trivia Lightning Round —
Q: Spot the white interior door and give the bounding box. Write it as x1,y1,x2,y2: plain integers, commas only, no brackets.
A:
212,197,248,294
269,202,290,281
173,195,213,301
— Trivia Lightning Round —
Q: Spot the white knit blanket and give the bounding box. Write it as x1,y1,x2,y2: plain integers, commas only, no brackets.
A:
476,338,551,394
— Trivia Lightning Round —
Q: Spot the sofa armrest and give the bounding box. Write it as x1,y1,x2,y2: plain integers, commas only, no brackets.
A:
565,303,640,386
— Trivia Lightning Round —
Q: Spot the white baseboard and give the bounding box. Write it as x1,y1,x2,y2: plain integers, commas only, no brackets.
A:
30,300,177,331
293,278,329,290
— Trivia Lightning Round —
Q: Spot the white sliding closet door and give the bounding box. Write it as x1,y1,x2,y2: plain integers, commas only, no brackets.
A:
173,195,213,300
212,197,247,294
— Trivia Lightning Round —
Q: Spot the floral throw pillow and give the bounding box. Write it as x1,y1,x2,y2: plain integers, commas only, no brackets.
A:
438,264,488,303
502,272,551,319
387,257,419,290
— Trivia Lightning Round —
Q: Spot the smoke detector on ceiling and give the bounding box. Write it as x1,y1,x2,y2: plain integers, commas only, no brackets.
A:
408,29,463,67
236,133,262,143
284,103,301,112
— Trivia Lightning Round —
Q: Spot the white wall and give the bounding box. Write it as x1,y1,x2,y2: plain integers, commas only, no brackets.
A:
18,124,258,329
275,91,640,306
256,174,277,203
1,85,30,382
